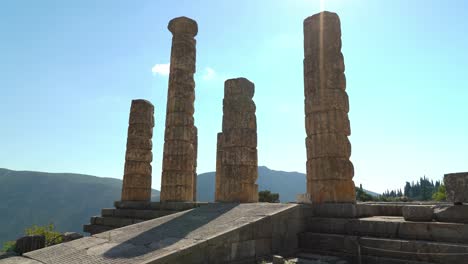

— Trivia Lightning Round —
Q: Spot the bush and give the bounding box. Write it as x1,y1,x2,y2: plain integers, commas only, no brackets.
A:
24,223,62,247
258,190,280,203
1,241,16,253
432,183,446,201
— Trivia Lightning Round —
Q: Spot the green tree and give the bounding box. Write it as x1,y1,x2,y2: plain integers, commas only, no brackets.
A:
355,184,374,202
432,183,446,201
258,190,280,203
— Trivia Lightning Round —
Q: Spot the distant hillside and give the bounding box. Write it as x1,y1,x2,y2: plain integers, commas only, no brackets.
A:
0,168,159,246
1,166,378,247
197,166,379,202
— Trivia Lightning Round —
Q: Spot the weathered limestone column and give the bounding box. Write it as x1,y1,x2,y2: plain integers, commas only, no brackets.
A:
160,17,198,202
215,133,224,201
121,99,154,201
215,78,258,203
303,11,356,203
192,126,198,201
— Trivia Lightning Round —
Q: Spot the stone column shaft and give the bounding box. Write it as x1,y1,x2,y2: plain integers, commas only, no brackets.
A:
160,17,198,202
215,78,258,203
121,99,154,201
304,11,356,203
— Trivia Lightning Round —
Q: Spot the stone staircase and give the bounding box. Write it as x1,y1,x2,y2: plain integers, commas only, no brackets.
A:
296,205,468,264
83,201,208,235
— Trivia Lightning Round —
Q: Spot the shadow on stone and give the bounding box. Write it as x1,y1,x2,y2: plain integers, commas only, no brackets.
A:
102,203,238,259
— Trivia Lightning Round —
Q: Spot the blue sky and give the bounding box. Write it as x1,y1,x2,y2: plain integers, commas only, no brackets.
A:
1,0,467,193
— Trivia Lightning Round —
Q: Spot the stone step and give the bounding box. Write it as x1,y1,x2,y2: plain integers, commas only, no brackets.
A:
299,232,468,264
291,252,435,264
90,216,145,228
308,216,468,243
101,208,175,220
82,224,113,235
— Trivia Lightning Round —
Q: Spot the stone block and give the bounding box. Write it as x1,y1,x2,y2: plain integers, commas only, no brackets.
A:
164,125,194,141
167,85,195,102
125,149,152,162
434,205,468,223
220,129,257,147
220,165,258,183
306,157,354,180
306,134,351,159
124,161,152,176
127,123,153,138
307,179,356,203
223,98,256,113
61,232,83,242
224,78,255,98
163,140,193,156
222,112,257,130
162,155,195,171
311,203,357,218
303,12,342,54
304,71,346,94
166,99,195,115
165,112,194,127
221,146,257,166
305,110,350,136
402,205,434,222
15,235,45,255
303,52,345,76
126,136,152,150
444,172,468,204
304,87,349,114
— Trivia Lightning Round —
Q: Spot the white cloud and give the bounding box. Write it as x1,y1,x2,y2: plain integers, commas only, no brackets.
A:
202,67,216,81
151,63,170,76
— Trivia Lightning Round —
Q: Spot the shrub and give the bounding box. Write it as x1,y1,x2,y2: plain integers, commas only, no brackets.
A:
258,190,280,203
24,223,62,246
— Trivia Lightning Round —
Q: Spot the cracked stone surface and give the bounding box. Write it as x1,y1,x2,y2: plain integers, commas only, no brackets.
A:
1,203,298,264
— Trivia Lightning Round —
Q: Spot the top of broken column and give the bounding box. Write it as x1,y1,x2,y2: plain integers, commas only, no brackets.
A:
168,16,198,36
303,11,341,32
224,78,255,98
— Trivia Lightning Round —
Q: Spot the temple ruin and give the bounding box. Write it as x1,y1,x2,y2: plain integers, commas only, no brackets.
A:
160,16,198,202
8,11,467,264
121,99,154,201
215,78,258,203
303,11,356,203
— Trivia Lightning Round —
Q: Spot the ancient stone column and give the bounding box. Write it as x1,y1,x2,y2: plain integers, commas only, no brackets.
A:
121,99,154,201
303,11,356,203
160,17,198,202
215,78,258,203
192,126,198,201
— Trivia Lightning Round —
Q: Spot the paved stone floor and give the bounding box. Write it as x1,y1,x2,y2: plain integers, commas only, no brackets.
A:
0,203,297,264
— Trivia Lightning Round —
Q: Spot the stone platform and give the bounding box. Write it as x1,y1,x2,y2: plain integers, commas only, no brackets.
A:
299,213,468,263
4,203,304,264
83,201,208,235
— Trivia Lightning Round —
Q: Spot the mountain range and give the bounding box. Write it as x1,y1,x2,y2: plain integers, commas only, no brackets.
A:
0,167,378,246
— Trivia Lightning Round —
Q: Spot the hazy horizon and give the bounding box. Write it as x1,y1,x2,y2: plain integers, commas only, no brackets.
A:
1,0,467,193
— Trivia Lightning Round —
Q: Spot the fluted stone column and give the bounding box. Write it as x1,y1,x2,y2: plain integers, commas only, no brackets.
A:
160,17,198,202
121,99,154,201
303,11,356,203
215,78,258,203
